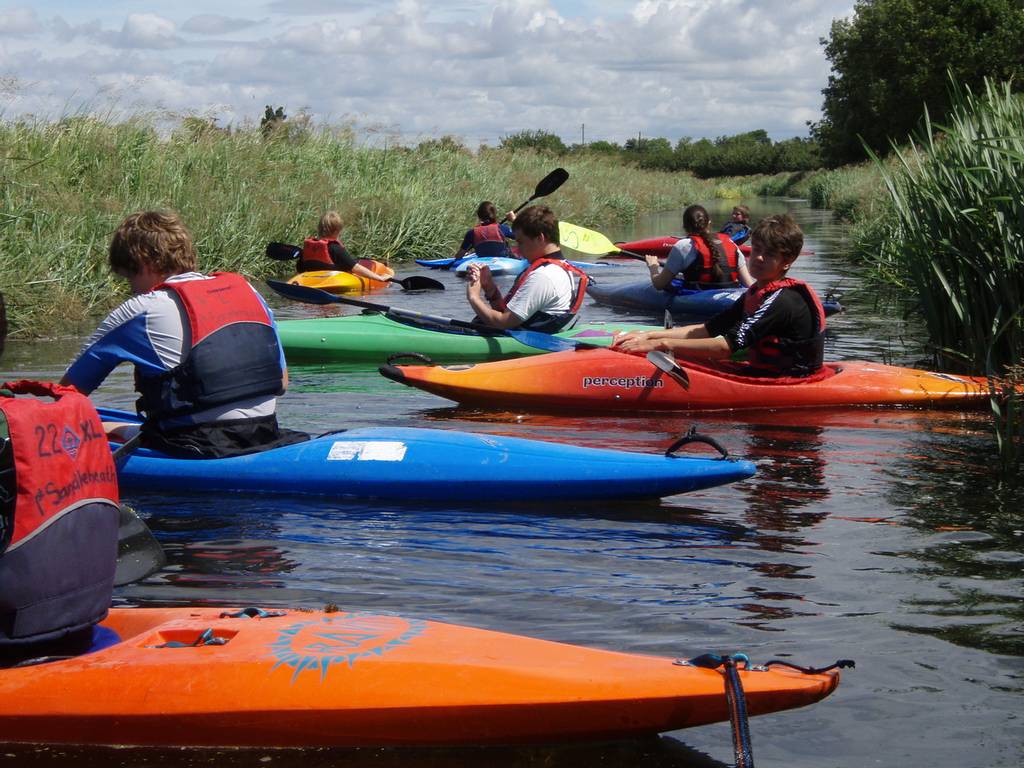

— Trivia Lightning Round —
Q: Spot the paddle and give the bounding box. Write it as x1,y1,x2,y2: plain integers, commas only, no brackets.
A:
646,350,691,389
504,168,569,221
265,242,444,292
267,279,603,355
114,504,167,586
558,221,646,260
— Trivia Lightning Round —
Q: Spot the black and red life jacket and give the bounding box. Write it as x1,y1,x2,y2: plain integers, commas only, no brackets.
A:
135,273,285,424
504,257,589,333
470,223,512,258
0,380,119,646
742,278,827,376
682,233,741,288
300,237,343,271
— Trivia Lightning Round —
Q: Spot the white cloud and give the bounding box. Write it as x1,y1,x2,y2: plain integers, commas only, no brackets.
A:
116,13,179,49
181,15,263,35
0,1,857,143
0,7,40,36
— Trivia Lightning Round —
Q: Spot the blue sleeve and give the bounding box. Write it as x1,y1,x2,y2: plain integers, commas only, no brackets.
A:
460,229,474,250
499,223,515,240
64,313,164,394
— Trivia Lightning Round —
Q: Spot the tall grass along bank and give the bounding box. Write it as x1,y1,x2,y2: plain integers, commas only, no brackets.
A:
0,116,752,337
867,78,1024,471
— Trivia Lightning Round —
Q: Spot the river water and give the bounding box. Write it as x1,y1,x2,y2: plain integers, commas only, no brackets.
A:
1,199,1021,768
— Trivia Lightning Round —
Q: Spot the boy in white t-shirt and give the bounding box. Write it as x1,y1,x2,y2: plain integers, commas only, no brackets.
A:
465,206,586,333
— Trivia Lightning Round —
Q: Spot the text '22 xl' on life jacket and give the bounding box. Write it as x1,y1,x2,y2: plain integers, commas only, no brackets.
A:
0,380,119,647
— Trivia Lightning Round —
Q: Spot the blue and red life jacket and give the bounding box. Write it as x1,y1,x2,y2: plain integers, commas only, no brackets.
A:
470,223,512,258
742,278,827,376
300,237,343,271
135,273,285,424
504,257,589,333
0,380,119,647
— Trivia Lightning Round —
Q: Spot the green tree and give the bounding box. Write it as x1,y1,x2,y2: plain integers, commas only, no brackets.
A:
499,130,567,155
812,0,1024,166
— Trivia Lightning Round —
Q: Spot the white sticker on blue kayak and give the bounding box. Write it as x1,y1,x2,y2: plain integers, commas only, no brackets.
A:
327,441,407,461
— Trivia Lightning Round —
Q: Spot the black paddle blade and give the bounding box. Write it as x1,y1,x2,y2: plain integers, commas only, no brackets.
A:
509,169,570,218
396,275,445,291
534,167,568,198
266,242,301,260
266,279,340,305
114,505,166,586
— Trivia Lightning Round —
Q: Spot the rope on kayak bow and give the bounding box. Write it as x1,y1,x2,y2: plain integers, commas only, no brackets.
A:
675,653,754,768
665,426,729,459
219,607,287,619
385,351,435,366
764,658,856,675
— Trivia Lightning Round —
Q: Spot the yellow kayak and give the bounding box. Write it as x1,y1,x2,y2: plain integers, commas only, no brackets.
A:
288,259,394,294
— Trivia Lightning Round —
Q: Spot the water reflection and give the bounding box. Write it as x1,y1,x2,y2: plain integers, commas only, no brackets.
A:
0,736,731,768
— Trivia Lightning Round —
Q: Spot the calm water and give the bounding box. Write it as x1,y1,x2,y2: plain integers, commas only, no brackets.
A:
1,200,1021,768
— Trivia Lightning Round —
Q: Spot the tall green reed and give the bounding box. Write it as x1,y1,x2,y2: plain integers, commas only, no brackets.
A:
0,113,731,337
868,78,1023,471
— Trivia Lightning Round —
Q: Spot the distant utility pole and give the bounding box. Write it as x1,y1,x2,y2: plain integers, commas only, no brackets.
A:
581,123,585,145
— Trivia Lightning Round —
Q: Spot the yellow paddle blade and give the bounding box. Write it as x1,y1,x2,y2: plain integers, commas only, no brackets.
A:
558,221,621,256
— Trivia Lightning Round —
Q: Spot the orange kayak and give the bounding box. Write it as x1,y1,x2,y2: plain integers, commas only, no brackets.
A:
380,348,992,412
288,259,394,293
0,607,840,748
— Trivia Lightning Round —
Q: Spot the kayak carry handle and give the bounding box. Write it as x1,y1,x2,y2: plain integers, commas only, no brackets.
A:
385,351,435,366
665,426,729,460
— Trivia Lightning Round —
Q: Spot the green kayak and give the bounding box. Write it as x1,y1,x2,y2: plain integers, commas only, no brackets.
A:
278,313,657,364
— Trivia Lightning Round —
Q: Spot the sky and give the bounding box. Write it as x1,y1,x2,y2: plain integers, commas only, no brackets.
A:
0,1,857,146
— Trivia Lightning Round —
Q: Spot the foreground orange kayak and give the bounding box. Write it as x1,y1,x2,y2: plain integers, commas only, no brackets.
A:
0,607,841,748
288,259,394,293
380,348,992,412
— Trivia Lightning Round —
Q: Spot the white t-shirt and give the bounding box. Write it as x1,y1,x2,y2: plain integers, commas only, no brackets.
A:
505,263,575,323
664,237,746,277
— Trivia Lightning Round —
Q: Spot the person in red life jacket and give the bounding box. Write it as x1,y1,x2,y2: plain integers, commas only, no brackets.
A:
298,210,394,284
465,205,588,334
720,204,752,245
60,211,302,458
646,204,753,292
0,291,120,663
613,214,826,377
452,201,516,260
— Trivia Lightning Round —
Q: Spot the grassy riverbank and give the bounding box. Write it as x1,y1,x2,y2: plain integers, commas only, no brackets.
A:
0,115,779,338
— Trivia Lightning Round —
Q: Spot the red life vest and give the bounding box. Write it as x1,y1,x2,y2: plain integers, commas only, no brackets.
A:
470,224,512,258
504,257,589,333
0,380,119,645
684,233,740,287
742,278,827,375
300,237,343,270
135,273,285,423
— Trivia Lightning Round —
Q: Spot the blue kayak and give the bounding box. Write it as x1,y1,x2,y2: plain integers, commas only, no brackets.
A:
99,408,754,502
587,278,844,320
451,257,621,277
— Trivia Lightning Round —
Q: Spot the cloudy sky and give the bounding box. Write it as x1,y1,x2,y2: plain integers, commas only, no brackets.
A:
0,1,855,146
